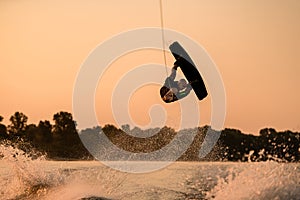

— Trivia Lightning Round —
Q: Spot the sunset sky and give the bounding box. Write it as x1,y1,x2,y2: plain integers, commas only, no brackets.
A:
1,0,299,134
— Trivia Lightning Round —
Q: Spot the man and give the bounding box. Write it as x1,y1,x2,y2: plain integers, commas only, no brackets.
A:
160,60,192,103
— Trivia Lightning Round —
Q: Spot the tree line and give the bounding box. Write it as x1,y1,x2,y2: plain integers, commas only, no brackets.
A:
0,111,91,159
0,111,299,162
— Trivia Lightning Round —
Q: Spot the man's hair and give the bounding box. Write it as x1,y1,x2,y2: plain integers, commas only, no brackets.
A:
160,86,170,99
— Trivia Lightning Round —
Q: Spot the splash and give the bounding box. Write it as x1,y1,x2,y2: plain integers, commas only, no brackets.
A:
0,144,125,200
43,163,126,200
206,161,300,200
0,144,64,200
1,142,299,200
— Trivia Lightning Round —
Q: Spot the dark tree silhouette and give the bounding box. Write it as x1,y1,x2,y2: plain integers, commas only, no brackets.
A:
26,124,38,142
53,112,76,135
0,116,8,140
1,111,299,162
121,124,130,133
37,120,52,144
52,111,90,159
7,112,28,142
25,121,53,154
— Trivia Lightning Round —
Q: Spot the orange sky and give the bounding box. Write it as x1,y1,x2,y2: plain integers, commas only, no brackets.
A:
1,0,299,134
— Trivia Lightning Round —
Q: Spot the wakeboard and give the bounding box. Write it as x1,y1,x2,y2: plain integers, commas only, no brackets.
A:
169,41,208,100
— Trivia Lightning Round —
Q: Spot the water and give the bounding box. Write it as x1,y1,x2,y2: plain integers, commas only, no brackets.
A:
0,145,299,200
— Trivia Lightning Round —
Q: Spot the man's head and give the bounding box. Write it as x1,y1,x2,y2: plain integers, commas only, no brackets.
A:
160,86,178,103
178,79,187,90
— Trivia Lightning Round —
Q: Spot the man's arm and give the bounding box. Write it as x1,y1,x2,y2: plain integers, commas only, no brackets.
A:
176,84,192,99
169,63,178,81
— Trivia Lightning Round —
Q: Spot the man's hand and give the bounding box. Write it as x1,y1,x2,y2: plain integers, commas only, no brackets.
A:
173,63,179,70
